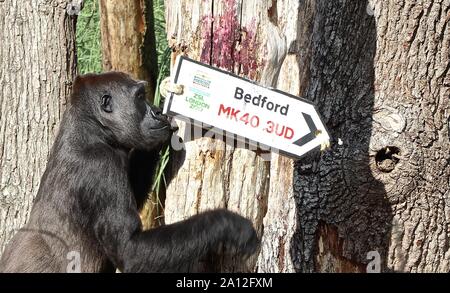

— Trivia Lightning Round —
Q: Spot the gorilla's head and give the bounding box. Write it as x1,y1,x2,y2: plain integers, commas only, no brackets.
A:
71,72,175,151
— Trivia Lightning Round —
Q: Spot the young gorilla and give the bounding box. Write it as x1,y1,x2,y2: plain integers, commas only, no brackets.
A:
0,72,258,273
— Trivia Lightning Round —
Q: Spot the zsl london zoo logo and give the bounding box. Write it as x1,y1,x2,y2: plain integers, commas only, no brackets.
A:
186,72,211,111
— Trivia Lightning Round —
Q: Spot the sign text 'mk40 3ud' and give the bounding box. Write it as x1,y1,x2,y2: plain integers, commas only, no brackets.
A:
163,56,330,159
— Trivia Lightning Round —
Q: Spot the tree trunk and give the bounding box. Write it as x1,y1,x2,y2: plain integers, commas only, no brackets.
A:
284,0,450,273
165,0,450,273
164,0,287,272
0,0,77,254
99,0,158,90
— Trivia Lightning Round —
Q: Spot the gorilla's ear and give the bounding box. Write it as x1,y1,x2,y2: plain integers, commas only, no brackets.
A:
71,75,88,104
72,75,85,94
101,94,113,113
71,74,99,104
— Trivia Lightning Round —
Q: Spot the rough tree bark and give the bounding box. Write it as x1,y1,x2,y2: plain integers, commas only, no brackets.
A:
165,0,450,273
286,0,450,273
0,0,77,254
99,0,158,90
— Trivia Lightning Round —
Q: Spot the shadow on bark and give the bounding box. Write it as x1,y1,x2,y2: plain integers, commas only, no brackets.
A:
290,0,393,272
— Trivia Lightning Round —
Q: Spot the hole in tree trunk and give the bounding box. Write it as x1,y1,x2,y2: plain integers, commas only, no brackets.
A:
375,146,400,173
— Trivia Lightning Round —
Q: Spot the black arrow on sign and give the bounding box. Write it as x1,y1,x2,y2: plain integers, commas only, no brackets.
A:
293,113,318,147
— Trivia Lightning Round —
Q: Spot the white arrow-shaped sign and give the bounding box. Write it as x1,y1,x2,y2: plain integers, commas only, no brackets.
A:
163,56,330,159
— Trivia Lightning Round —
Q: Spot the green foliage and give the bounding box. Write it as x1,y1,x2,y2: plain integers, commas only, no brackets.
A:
76,0,102,74
150,47,172,219
151,0,171,205
153,0,171,80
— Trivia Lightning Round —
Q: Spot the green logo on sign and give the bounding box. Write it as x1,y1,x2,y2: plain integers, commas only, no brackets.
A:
186,87,210,111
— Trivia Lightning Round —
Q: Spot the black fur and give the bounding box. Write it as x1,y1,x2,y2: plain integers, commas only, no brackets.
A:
0,72,258,273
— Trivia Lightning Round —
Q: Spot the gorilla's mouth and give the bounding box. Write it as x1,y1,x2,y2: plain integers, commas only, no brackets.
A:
148,116,178,132
150,124,178,132
150,125,169,131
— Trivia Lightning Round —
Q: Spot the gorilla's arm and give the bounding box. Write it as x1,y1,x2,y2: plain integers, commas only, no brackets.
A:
122,209,256,272
86,149,257,273
128,149,160,209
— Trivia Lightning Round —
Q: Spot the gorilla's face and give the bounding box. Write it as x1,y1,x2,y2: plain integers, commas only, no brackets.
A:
72,72,175,151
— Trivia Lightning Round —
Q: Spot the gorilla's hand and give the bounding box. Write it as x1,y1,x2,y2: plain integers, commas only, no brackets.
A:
208,209,259,257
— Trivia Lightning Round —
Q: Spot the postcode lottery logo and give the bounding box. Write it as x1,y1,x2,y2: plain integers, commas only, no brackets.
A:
185,72,212,111
193,72,212,89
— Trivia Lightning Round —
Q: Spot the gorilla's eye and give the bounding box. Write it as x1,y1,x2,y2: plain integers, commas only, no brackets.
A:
136,88,145,100
101,94,113,113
